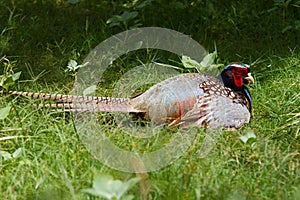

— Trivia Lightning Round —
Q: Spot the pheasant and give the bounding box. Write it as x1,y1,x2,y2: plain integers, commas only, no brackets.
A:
1,63,254,129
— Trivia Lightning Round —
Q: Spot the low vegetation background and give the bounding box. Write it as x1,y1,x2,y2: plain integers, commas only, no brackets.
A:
0,0,299,199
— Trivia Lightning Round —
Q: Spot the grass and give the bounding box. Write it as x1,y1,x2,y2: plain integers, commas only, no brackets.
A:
1,0,300,199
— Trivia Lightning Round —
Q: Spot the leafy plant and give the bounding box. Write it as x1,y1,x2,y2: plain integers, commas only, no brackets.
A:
106,0,153,29
240,129,257,147
106,11,141,29
181,51,221,71
0,57,21,91
180,48,224,77
65,59,90,77
67,0,84,4
0,105,11,120
83,174,140,200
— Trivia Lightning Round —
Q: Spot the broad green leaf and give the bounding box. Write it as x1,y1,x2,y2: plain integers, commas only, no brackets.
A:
181,54,221,76
0,105,11,120
199,51,217,67
68,0,83,4
117,177,141,198
107,11,138,26
83,174,140,200
83,174,116,199
240,130,256,144
136,0,153,9
12,71,21,81
120,11,138,22
181,56,202,69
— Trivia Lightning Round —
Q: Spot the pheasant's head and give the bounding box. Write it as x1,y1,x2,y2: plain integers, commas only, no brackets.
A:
221,63,254,90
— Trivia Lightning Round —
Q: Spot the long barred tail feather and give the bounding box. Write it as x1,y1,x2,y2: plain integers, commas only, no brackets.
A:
1,90,76,102
1,90,142,113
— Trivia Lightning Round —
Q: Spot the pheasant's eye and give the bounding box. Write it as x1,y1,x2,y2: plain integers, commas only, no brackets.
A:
232,68,249,76
235,70,242,75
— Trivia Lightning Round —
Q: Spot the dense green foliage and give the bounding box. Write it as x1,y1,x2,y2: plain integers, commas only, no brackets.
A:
0,0,299,199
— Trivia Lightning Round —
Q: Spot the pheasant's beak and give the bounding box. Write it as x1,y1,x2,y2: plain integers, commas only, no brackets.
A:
244,73,255,84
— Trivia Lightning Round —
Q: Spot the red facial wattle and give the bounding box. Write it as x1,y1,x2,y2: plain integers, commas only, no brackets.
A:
231,68,249,88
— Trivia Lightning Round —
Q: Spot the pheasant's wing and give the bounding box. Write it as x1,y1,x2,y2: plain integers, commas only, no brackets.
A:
179,94,250,129
131,73,209,124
